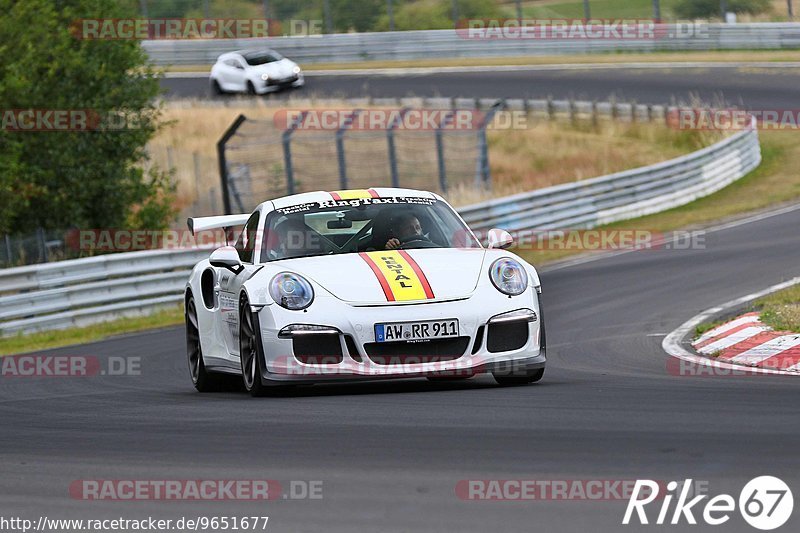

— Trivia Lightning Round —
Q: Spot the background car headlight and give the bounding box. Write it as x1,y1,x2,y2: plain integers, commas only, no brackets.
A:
269,272,314,310
292,66,301,74
489,258,528,296
261,73,270,81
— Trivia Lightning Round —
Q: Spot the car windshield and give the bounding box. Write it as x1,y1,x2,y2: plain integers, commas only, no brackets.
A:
244,51,282,65
260,196,481,262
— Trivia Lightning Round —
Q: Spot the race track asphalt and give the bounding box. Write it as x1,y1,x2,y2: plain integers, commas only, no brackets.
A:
161,65,800,108
3,204,800,532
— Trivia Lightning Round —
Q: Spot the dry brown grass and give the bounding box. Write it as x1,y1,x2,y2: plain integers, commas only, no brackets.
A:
149,99,716,219
485,118,720,198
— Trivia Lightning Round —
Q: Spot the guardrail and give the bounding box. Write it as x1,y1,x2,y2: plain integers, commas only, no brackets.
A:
0,109,761,339
0,248,210,337
143,23,800,65
459,121,761,233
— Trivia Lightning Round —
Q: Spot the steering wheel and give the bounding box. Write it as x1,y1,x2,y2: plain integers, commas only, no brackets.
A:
399,234,438,249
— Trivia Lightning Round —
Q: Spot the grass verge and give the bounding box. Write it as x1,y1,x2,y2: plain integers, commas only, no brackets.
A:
0,305,184,356
515,130,800,265
755,285,800,332
164,50,800,73
693,282,800,339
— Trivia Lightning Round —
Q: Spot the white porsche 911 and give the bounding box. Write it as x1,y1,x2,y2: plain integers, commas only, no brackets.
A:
209,49,304,95
185,188,545,396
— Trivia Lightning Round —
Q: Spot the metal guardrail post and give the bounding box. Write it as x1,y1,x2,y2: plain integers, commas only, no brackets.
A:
387,107,410,188
217,114,247,215
282,111,310,196
335,109,362,190
475,100,506,189
435,110,456,194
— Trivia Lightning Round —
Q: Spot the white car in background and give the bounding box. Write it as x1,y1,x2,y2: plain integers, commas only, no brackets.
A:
184,188,546,396
209,49,304,95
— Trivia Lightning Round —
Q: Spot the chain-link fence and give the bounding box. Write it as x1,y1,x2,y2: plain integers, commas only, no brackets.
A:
0,229,78,268
218,102,504,214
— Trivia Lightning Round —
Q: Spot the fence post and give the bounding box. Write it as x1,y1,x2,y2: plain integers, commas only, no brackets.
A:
569,98,576,126
209,187,218,214
335,109,363,189
192,151,201,203
387,107,410,188
37,227,48,263
4,234,12,266
475,100,506,189
217,114,247,215
281,110,309,196
435,110,456,194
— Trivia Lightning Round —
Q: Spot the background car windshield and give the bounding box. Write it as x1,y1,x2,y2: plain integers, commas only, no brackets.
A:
260,197,481,262
244,52,282,65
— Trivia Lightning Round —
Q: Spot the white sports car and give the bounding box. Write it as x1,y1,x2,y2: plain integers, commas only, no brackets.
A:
185,188,546,396
209,49,304,95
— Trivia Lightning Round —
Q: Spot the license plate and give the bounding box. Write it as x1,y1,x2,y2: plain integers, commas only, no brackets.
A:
374,319,459,343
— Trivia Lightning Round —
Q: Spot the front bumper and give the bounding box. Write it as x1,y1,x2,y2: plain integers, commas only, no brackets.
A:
259,74,304,93
255,290,545,385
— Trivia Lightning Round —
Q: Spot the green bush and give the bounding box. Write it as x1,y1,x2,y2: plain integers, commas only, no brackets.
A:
674,0,771,19
374,0,502,31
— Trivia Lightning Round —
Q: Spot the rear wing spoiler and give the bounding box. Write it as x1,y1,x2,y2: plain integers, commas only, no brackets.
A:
187,214,250,236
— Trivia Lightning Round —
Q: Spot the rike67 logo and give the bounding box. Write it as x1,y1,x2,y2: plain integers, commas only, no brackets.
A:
623,477,793,530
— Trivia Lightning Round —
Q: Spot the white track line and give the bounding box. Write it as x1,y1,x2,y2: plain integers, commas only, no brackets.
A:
662,277,800,376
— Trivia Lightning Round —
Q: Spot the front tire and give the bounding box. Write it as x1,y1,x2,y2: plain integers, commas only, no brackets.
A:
246,81,257,96
211,79,224,95
239,296,270,397
186,296,222,392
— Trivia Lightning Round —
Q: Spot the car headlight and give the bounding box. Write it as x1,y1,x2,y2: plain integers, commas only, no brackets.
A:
261,73,270,81
269,272,314,310
292,65,301,74
489,258,528,296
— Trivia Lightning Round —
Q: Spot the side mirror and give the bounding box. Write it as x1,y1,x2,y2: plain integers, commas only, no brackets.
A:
210,246,243,274
487,228,514,249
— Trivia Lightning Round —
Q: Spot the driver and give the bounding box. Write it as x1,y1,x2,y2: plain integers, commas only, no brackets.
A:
385,212,423,250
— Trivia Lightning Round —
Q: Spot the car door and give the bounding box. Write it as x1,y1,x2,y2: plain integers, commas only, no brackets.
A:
218,212,263,358
218,58,246,91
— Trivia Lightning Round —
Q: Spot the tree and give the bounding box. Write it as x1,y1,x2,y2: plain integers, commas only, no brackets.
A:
0,0,176,235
